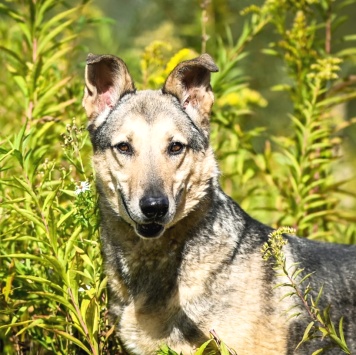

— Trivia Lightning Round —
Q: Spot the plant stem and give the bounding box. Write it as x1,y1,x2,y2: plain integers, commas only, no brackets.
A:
200,0,210,53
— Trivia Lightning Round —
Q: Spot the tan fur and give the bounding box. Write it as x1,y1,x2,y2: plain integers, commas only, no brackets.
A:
92,105,218,233
106,227,289,354
83,53,290,354
83,53,356,355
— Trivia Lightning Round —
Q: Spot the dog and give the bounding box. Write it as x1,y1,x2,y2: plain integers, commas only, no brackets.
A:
82,53,356,354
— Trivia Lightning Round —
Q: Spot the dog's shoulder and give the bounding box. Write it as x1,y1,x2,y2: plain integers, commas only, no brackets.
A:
286,234,356,267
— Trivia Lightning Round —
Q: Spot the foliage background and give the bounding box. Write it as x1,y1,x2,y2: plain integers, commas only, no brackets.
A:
0,0,355,353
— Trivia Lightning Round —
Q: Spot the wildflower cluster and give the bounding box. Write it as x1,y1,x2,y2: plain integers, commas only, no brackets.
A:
308,57,342,82
261,227,294,266
140,44,196,89
217,88,267,109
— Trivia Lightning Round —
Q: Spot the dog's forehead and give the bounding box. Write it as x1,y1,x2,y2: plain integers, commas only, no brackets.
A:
91,89,207,151
106,90,196,134
115,90,184,122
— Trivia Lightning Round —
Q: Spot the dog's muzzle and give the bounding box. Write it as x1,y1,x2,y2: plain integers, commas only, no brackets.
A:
136,195,169,238
119,190,171,238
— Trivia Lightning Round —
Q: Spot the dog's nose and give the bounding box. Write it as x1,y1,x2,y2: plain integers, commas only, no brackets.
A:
139,196,169,219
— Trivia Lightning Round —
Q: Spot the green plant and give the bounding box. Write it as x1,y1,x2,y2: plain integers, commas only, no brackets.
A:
158,330,237,355
251,0,356,239
0,0,121,353
205,1,356,238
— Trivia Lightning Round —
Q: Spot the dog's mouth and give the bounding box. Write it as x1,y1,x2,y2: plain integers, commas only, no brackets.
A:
136,223,164,238
119,191,168,238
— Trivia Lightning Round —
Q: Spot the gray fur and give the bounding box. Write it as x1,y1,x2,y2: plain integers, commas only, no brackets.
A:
83,53,356,354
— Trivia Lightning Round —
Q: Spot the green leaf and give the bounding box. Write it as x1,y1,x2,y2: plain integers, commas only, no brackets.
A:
0,320,33,331
42,45,74,73
339,317,347,346
85,296,99,348
299,211,334,226
44,98,77,115
33,292,77,314
271,84,292,92
35,0,57,26
298,272,314,286
17,22,32,47
291,267,305,280
32,76,72,117
43,255,65,277
42,189,59,212
13,177,38,202
329,333,350,353
286,312,302,321
194,340,213,355
280,292,297,301
15,319,46,336
296,321,315,349
219,341,233,355
3,273,15,302
0,46,26,67
336,48,356,57
80,253,95,272
261,48,279,56
0,4,24,22
16,275,63,294
13,75,29,97
39,6,79,37
63,226,82,264
97,276,108,298
40,327,92,354
8,206,46,232
157,345,180,355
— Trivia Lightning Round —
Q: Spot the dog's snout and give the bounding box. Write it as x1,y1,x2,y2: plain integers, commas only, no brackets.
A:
139,196,169,219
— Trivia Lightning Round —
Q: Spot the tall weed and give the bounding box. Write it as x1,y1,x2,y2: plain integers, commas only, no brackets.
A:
0,0,120,353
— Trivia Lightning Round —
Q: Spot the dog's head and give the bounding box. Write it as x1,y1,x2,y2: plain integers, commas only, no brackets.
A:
83,53,219,239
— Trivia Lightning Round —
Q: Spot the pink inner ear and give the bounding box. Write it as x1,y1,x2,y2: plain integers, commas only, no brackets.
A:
102,89,115,108
183,97,190,109
93,90,114,113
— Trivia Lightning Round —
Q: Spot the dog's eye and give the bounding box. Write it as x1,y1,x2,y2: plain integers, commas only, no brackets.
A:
115,142,133,155
168,142,184,155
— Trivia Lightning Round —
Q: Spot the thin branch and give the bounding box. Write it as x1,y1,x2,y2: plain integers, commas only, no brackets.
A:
200,0,211,53
325,2,332,54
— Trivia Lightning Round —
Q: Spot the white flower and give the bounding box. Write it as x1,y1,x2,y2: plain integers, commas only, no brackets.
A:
79,285,92,292
75,181,90,195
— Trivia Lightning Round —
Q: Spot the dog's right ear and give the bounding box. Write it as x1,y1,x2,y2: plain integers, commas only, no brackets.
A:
82,53,135,124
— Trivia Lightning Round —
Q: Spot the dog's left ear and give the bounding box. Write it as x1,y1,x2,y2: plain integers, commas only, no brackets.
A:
163,53,218,135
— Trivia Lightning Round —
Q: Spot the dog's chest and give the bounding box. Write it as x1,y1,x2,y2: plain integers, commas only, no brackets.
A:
116,250,215,354
115,246,290,355
118,239,183,300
